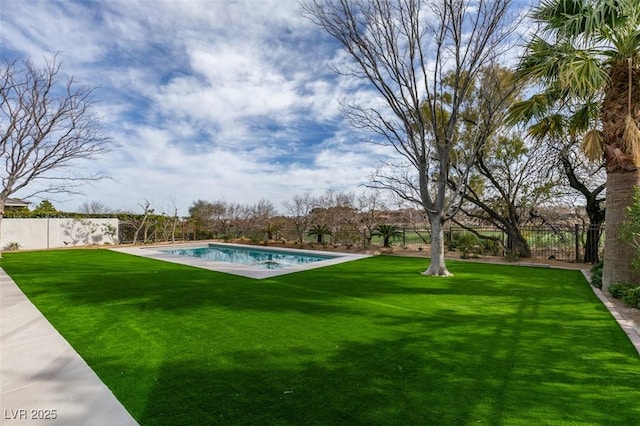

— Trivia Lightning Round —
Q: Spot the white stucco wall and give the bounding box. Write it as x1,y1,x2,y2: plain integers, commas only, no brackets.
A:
1,218,119,250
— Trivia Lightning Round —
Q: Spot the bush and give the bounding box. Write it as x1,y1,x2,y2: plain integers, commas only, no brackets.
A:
452,233,481,258
608,282,638,300
4,242,21,251
590,261,604,288
623,287,640,309
481,239,502,256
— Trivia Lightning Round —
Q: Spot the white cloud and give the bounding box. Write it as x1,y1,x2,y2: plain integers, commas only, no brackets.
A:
3,0,531,216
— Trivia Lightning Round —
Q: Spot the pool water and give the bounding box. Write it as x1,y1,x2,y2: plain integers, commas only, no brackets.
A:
162,244,336,269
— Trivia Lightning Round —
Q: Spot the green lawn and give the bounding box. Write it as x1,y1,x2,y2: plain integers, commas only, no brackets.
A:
2,250,639,425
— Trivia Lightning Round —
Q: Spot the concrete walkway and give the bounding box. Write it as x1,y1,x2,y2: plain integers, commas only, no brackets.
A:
0,268,138,426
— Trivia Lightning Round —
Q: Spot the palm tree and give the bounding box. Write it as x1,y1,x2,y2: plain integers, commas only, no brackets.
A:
513,0,640,289
372,224,404,248
307,224,331,244
261,223,282,241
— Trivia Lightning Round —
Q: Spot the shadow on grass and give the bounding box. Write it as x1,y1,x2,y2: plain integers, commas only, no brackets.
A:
99,305,640,425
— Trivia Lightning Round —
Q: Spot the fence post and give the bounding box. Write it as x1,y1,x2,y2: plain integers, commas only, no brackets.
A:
403,228,406,246
574,224,580,263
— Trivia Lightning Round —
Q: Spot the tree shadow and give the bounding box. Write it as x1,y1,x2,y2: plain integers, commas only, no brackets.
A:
93,303,640,425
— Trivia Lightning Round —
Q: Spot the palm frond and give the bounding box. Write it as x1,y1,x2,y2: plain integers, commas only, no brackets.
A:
580,129,604,162
606,30,640,61
507,93,556,125
527,114,566,141
558,50,608,98
623,114,640,166
568,102,597,133
516,36,559,82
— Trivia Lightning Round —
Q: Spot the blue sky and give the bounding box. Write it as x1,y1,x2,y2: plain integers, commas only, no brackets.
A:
1,0,531,215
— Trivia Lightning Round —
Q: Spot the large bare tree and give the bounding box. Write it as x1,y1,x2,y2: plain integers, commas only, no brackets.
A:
283,192,316,243
0,56,115,251
303,0,518,275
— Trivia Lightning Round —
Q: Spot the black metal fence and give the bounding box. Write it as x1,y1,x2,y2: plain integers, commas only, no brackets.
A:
396,225,604,263
118,222,605,263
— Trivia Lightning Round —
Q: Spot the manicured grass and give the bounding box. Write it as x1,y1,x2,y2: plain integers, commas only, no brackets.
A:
2,250,640,425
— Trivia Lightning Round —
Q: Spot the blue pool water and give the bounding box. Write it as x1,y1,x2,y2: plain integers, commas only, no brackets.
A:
162,244,336,269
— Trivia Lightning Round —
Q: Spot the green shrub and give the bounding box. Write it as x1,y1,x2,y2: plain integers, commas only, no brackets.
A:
452,232,481,258
590,261,604,288
623,287,640,309
590,260,603,273
481,239,502,256
608,282,637,300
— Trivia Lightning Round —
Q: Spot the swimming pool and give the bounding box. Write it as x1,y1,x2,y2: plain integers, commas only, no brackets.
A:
162,244,336,269
113,243,369,279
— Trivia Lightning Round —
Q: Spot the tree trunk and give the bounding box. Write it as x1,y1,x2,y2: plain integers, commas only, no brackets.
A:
583,197,605,264
602,170,640,290
423,216,452,276
583,224,603,264
505,228,531,258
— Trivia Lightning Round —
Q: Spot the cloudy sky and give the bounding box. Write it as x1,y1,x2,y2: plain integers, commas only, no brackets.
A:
1,0,531,215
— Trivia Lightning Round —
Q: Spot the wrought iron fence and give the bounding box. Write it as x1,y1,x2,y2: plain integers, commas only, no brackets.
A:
395,224,604,263
118,221,605,264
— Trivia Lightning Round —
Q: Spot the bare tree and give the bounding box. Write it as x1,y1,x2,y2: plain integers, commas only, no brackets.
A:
311,190,358,244
0,56,115,253
356,190,387,246
283,192,316,243
245,199,277,237
78,200,112,215
303,0,518,275
160,200,180,244
132,200,154,245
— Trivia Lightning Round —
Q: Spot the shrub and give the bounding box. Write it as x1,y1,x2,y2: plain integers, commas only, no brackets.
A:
608,282,637,300
622,287,640,309
452,232,481,258
481,239,502,256
590,261,604,288
4,242,21,251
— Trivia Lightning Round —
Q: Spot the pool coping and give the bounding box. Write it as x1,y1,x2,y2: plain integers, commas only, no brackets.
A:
110,242,371,279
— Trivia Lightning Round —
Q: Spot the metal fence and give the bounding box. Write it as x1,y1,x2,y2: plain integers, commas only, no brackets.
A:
118,221,605,263
277,224,604,263
397,225,604,263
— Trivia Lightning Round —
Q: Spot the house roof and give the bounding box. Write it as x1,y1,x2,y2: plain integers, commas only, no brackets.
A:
5,198,30,207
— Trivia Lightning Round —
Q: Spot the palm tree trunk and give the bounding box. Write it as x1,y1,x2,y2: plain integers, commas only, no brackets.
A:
601,60,640,289
602,170,640,290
